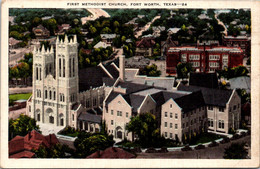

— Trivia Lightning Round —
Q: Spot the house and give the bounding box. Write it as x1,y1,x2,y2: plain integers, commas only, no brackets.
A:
9,37,22,49
55,24,71,35
9,130,59,158
100,34,116,44
87,147,136,158
223,35,251,57
177,84,241,134
136,37,156,57
167,28,181,35
152,26,165,37
166,45,244,74
32,25,50,39
198,13,212,20
94,41,111,49
161,36,179,56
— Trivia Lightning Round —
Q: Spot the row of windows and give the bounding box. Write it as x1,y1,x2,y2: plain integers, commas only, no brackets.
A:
191,62,200,67
209,55,220,60
229,104,240,112
164,112,178,119
189,55,200,60
182,106,205,118
110,110,129,118
209,62,219,67
208,119,225,129
182,116,203,128
85,97,103,108
164,132,178,139
42,89,56,101
164,122,178,129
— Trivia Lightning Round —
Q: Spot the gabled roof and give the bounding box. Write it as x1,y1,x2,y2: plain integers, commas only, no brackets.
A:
9,130,59,158
177,84,233,107
174,91,205,113
136,38,156,48
116,81,154,95
78,64,119,92
78,112,101,123
167,28,181,34
100,34,116,39
94,41,110,48
229,76,250,92
189,72,218,89
151,91,187,107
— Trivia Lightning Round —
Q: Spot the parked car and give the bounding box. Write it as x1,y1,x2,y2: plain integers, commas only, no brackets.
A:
195,144,205,150
208,141,219,147
181,145,192,151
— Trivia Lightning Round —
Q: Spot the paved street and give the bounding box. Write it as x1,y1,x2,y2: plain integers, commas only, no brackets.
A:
9,108,26,120
135,15,161,38
136,135,251,159
81,9,110,25
9,46,32,66
9,87,32,94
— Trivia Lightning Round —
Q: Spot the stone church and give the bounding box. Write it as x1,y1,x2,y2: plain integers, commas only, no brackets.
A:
26,35,122,132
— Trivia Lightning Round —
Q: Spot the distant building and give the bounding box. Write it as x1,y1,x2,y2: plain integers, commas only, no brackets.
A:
223,35,251,57
166,45,244,74
94,41,111,49
32,25,50,39
198,13,212,20
9,37,22,49
161,36,179,56
152,26,165,37
55,24,71,35
167,28,181,35
100,34,117,44
136,37,156,57
9,130,59,158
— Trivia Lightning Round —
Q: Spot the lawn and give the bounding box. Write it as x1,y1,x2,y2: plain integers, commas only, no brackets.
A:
9,93,32,101
189,133,223,145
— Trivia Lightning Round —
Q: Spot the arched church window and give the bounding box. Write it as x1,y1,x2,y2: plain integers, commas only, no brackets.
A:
59,58,61,77
36,67,38,80
49,90,52,99
53,91,56,100
45,90,47,99
63,59,65,77
73,58,75,77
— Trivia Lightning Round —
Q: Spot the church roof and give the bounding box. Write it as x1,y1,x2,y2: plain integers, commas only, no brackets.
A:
78,112,101,123
78,64,119,92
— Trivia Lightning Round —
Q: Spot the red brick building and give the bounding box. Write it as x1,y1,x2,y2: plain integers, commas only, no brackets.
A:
9,130,59,158
166,45,244,74
223,35,251,57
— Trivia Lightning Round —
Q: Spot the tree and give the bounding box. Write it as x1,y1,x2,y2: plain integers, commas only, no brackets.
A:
74,132,114,158
33,143,73,158
176,62,193,79
139,64,161,77
9,114,40,140
223,142,248,159
126,113,160,147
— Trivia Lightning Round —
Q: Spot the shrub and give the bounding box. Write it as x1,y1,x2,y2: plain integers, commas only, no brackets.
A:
220,137,230,144
208,141,219,147
181,145,192,151
194,144,205,150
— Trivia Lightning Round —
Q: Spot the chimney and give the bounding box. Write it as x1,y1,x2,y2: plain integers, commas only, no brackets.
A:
119,55,125,81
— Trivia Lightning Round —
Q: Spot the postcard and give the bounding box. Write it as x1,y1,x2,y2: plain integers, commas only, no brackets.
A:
1,0,259,168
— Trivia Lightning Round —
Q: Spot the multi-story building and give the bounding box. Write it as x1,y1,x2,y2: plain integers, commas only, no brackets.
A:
166,45,244,74
223,35,251,57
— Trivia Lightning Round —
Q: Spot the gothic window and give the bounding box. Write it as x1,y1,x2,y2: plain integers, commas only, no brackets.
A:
63,59,65,77
99,96,103,104
93,98,97,106
86,99,90,108
60,118,64,126
63,95,65,102
53,91,56,100
45,90,47,99
59,58,61,77
72,114,74,121
45,65,48,76
36,67,38,80
49,115,54,124
49,90,52,99
69,58,71,77
39,68,42,80
73,58,75,77
37,113,40,121
49,64,52,74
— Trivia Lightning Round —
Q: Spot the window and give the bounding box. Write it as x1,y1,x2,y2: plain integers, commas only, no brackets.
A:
175,113,178,119
165,112,167,117
182,114,185,118
29,106,31,112
37,113,40,121
49,91,52,99
117,111,120,116
99,97,103,104
45,90,47,99
59,58,61,77
53,91,56,100
170,133,173,138
182,123,185,128
111,120,114,125
126,112,129,117
69,58,71,77
170,112,173,118
120,111,122,116
208,106,213,110
229,107,232,112
218,120,224,129
170,123,173,128
165,122,167,127
93,98,97,106
86,100,90,108
219,107,224,112
111,110,113,115
165,132,168,137
63,58,65,77
170,104,172,108
73,58,75,77
175,124,178,129
36,67,38,80
208,119,214,127
233,105,237,110
72,114,74,121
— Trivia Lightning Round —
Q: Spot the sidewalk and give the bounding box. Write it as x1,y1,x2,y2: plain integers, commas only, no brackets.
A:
9,87,32,94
